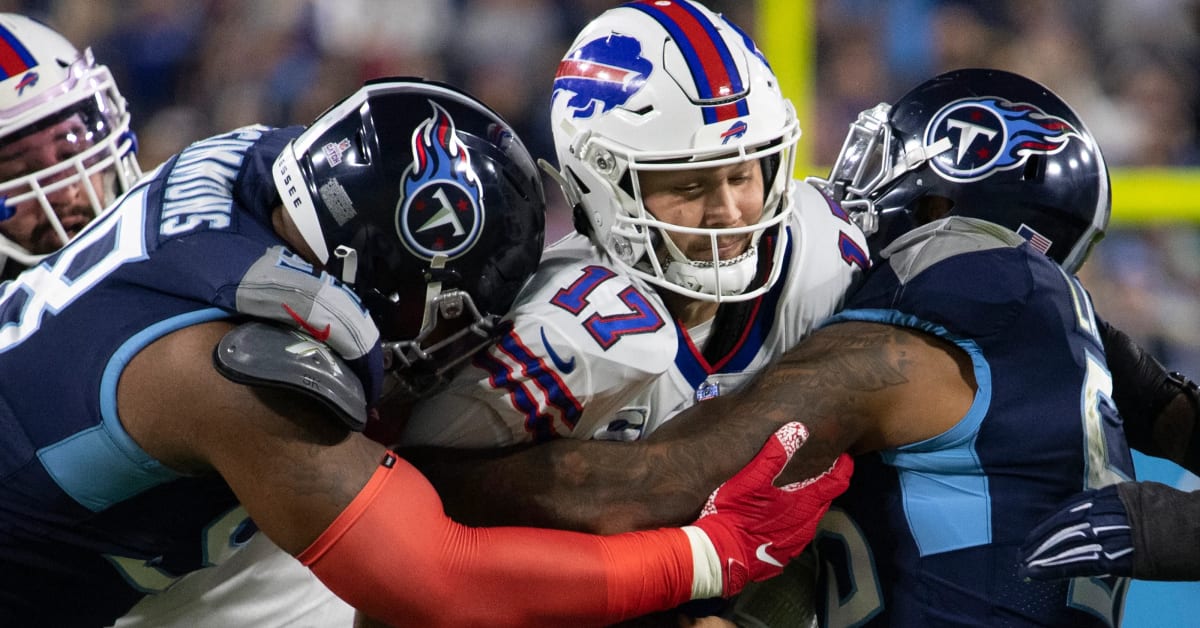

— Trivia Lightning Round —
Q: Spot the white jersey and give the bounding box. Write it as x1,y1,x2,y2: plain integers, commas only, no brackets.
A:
402,181,869,447
111,533,354,628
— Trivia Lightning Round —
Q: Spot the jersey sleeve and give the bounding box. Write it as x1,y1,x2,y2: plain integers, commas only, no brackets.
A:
402,252,679,447
767,182,871,347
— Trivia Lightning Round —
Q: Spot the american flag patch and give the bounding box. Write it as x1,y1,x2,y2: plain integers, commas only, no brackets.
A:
1016,224,1053,255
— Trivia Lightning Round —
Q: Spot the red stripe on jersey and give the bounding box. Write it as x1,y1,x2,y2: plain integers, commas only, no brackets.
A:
496,331,584,436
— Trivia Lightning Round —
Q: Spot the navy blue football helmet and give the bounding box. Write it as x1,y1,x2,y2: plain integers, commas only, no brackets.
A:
809,68,1110,273
272,77,545,394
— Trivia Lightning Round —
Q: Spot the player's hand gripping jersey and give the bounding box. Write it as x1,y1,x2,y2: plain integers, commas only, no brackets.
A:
403,180,869,447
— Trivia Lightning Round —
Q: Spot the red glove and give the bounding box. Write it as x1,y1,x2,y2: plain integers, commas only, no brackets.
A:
686,422,853,597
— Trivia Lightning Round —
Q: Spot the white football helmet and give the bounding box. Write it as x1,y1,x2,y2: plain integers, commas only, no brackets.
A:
0,13,140,267
547,0,799,302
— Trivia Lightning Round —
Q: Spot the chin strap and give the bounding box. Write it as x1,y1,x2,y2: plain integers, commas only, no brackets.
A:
660,247,760,298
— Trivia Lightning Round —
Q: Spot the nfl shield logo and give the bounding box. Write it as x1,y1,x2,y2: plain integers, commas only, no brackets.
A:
695,381,720,402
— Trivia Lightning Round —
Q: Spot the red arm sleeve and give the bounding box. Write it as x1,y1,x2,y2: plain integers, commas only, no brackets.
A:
298,453,696,626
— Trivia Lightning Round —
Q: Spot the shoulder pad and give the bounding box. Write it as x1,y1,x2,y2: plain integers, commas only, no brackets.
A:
213,321,367,430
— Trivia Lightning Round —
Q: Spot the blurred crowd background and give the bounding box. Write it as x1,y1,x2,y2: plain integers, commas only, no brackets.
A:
7,0,1198,375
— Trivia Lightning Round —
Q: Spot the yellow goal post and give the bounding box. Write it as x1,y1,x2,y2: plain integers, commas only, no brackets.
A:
757,0,1200,225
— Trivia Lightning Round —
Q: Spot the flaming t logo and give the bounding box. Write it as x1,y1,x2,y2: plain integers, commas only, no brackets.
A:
925,97,1082,182
396,102,485,260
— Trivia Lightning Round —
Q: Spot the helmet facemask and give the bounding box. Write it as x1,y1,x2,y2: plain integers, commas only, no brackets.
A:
809,69,1110,274
548,0,800,302
588,130,796,302
808,102,954,240
0,20,140,268
376,259,506,400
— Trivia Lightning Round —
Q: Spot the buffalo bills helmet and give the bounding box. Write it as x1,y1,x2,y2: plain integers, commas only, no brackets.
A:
546,0,799,301
0,13,141,267
810,68,1109,273
272,77,545,395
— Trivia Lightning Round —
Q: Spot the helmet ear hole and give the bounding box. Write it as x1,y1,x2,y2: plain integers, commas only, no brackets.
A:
572,204,593,237
616,168,635,201
354,129,370,163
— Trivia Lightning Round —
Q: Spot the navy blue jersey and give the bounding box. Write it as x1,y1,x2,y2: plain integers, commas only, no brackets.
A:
814,218,1135,627
0,126,381,626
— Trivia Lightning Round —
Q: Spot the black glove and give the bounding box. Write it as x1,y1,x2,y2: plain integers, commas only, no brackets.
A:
1019,485,1132,580
1022,481,1200,581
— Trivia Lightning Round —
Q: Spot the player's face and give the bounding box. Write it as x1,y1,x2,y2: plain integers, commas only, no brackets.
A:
638,160,765,261
0,114,107,254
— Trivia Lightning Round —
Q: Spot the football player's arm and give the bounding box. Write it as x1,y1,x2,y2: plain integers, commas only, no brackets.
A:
1019,318,1200,583
405,320,974,534
1101,318,1200,473
119,320,843,626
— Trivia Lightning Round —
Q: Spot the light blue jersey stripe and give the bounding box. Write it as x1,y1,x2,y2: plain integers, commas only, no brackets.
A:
37,308,232,512
827,308,994,555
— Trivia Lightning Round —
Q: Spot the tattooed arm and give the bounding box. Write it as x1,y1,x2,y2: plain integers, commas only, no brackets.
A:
403,321,976,533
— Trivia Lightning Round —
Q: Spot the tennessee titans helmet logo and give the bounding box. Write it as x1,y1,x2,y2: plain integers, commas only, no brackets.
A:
553,34,652,119
925,97,1082,182
395,102,485,261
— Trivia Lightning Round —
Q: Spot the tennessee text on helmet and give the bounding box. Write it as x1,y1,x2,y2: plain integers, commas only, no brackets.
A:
0,13,141,266
809,68,1110,274
272,77,545,397
547,0,799,302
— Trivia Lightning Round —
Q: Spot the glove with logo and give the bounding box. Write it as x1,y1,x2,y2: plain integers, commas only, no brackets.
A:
1021,481,1200,581
231,247,387,406
1018,484,1133,580
684,422,853,597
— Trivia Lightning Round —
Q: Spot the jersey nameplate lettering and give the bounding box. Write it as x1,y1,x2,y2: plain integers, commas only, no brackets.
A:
161,127,266,237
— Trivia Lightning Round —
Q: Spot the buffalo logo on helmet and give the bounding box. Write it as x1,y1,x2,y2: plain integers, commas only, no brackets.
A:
553,33,652,119
925,96,1082,182
14,71,37,95
720,120,748,144
395,102,484,261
